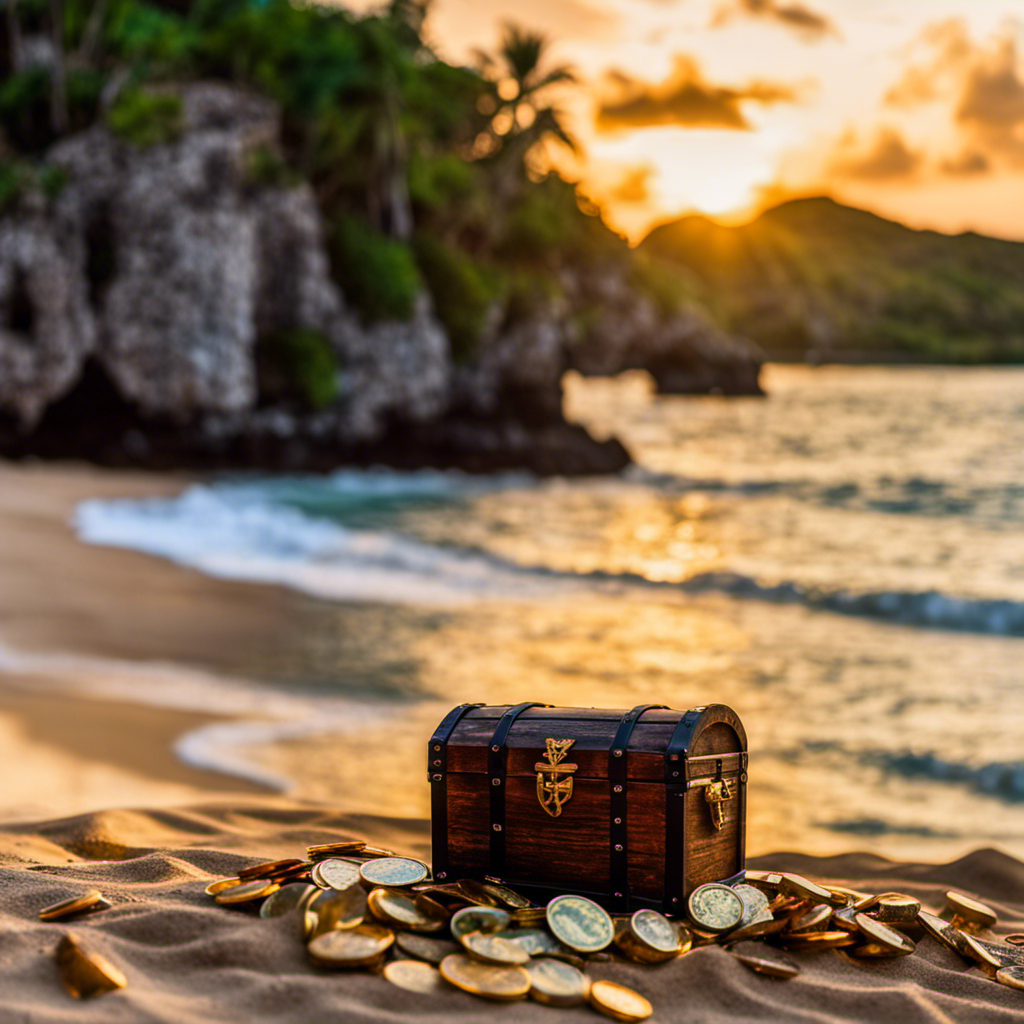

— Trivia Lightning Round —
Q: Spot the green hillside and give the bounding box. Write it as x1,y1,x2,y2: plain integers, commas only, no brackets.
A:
643,197,1024,363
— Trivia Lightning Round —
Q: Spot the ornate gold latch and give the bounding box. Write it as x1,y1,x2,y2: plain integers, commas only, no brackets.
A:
535,738,578,818
703,778,734,831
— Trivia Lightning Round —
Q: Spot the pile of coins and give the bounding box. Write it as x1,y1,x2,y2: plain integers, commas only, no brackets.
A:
39,838,1024,1008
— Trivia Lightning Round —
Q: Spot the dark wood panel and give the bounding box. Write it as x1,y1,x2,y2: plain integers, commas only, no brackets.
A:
626,783,666,901
690,721,743,757
683,781,742,892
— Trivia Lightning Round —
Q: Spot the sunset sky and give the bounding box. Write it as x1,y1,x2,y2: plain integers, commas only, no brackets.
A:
404,0,1024,242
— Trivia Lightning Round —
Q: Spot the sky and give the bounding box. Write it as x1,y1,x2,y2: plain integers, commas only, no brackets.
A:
408,0,1024,242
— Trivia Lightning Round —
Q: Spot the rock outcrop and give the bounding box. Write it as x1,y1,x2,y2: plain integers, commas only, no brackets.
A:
0,82,758,476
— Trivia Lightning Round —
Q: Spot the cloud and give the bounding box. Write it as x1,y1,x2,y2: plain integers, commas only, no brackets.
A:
940,149,990,176
596,56,802,132
712,0,838,42
829,128,923,181
885,20,1024,167
609,166,653,203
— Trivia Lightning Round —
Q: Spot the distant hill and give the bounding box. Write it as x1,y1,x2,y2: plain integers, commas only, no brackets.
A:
643,197,1024,363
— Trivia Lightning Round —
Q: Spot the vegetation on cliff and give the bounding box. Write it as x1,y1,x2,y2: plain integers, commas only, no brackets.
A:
644,197,1024,364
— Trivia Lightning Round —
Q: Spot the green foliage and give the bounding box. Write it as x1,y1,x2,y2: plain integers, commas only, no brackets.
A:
38,164,69,202
108,89,183,148
329,217,421,324
0,69,52,153
409,153,475,211
258,328,339,410
0,163,29,215
244,146,296,190
413,234,501,362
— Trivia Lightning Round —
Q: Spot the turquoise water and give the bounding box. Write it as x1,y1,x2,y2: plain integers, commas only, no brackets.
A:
76,365,1024,858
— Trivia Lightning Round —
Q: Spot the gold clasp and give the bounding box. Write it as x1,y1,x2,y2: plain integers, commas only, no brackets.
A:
704,778,734,831
535,738,578,818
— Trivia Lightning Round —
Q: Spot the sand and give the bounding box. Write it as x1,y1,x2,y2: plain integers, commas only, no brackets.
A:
3,800,1024,1022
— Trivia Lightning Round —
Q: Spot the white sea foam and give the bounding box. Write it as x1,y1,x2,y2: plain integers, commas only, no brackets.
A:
75,478,558,607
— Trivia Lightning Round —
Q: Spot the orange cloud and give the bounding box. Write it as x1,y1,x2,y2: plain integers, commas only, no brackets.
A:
712,0,838,41
829,128,923,181
597,56,802,132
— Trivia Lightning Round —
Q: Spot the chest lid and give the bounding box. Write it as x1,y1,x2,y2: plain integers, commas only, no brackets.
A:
435,703,746,783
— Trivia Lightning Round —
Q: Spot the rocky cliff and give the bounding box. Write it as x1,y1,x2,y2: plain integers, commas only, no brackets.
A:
0,83,762,476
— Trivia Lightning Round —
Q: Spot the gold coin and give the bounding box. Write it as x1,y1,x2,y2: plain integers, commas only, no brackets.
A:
874,895,921,925
215,879,280,905
743,870,784,893
457,879,503,907
788,905,832,933
779,873,838,905
617,909,681,963
39,890,111,922
382,959,450,994
728,911,787,941
307,924,394,968
732,883,770,924
512,907,548,927
316,858,364,892
56,933,127,999
687,884,744,934
359,845,398,859
368,888,445,933
358,857,428,890
546,895,614,954
847,943,903,960
450,905,512,939
461,930,531,965
1005,934,1024,946
946,891,998,930
205,877,242,896
305,885,368,938
238,858,305,882
729,943,799,979
540,949,587,970
395,932,462,964
494,927,564,956
963,935,1024,969
588,979,653,1022
439,953,530,1001
854,914,916,955
260,883,317,920
918,910,976,961
962,933,1003,977
414,893,452,921
525,957,589,1007
480,881,533,909
780,930,858,951
307,840,366,859
996,966,1024,991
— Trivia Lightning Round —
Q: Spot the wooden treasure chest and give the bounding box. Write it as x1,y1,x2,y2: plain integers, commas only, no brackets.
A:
428,702,747,915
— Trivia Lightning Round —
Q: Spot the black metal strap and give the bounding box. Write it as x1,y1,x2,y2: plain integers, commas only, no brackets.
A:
608,704,667,912
428,703,484,882
662,706,705,915
488,702,550,875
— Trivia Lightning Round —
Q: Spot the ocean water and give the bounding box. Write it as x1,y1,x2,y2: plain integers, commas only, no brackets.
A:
74,365,1024,859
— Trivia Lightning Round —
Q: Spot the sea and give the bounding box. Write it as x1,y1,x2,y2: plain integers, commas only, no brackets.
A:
72,365,1024,860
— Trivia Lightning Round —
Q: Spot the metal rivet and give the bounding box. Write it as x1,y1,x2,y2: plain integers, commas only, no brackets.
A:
614,844,623,852
492,778,501,786
431,774,442,781
433,745,441,751
492,745,500,752
740,773,748,783
672,771,679,777
432,759,441,766
437,872,446,879
493,824,502,832
669,754,679,761
613,785,623,793
613,749,623,757
614,817,622,824
671,897,679,904
614,892,623,898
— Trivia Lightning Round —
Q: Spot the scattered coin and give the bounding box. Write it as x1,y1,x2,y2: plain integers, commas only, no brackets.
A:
56,933,127,999
1005,934,1024,946
962,933,1004,977
733,883,770,925
996,966,1024,991
512,907,548,927
480,880,533,909
238,858,305,883
358,857,429,890
728,911,788,941
963,935,1024,969
313,858,362,892
688,883,745,934
450,905,512,940
946,891,998,931
39,891,111,923
873,895,921,925
215,879,280,905
439,953,530,1001
588,979,653,1022
307,840,366,860
617,909,682,963
918,910,977,960
395,932,462,965
359,845,399,859
526,956,590,1007
260,883,317,920
368,888,445,933
382,959,450,994
854,914,916,956
788,905,832,933
457,879,502,907
304,885,368,938
779,873,840,906
743,870,784,892
729,943,799,979
414,893,452,922
780,930,858,951
546,895,615,953
205,877,242,896
307,924,394,969
494,927,565,956
460,930,531,965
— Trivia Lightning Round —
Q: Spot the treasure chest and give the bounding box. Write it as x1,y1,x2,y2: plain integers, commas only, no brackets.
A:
428,702,747,916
